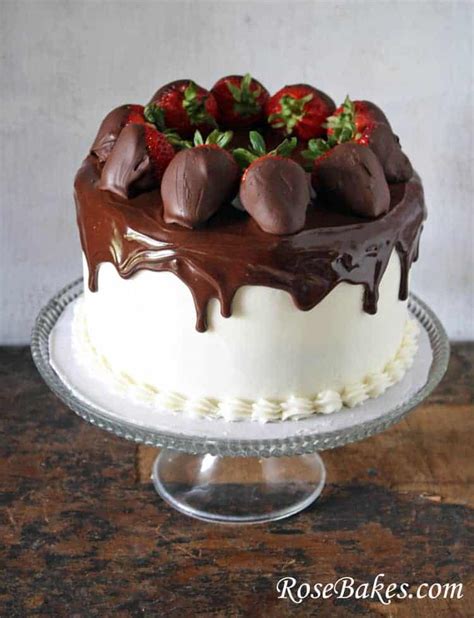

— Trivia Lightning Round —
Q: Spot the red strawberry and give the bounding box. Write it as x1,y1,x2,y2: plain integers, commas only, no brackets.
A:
234,131,309,234
211,73,269,128
91,104,145,162
265,84,335,140
127,105,146,124
321,96,412,183
161,130,239,228
143,124,175,181
327,99,390,137
99,123,174,198
148,79,218,137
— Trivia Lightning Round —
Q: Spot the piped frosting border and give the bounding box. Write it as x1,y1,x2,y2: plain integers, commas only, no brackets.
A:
72,297,419,423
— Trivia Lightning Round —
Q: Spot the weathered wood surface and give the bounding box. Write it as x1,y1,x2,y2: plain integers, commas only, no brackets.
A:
0,344,472,617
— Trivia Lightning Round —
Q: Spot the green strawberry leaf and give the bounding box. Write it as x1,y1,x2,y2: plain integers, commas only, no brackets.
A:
214,130,234,149
193,130,204,146
323,94,357,144
227,81,242,102
299,95,359,166
268,92,314,135
232,148,258,169
226,74,263,118
183,81,218,128
241,73,252,93
205,129,234,149
249,130,266,156
184,81,198,101
164,130,192,150
301,138,331,162
233,131,298,170
143,103,166,131
272,137,298,157
205,129,220,144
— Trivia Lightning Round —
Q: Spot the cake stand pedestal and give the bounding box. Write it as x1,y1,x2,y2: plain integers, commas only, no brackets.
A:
31,280,449,524
152,451,326,523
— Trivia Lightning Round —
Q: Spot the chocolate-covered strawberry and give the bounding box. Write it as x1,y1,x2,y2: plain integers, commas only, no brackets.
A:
265,84,335,140
148,80,218,137
161,130,239,228
91,104,145,162
235,132,310,235
357,122,413,183
305,96,412,183
311,142,390,218
99,123,174,198
211,73,269,128
327,98,390,138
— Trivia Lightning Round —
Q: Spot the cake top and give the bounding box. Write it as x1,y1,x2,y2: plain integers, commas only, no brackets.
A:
76,74,425,331
89,75,414,235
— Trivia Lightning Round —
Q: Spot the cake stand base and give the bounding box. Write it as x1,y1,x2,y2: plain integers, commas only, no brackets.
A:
152,450,326,524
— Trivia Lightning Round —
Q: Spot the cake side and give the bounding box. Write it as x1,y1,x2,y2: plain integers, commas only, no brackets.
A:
76,252,418,419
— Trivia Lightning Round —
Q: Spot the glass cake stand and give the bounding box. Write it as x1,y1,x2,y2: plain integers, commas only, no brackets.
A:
31,280,450,524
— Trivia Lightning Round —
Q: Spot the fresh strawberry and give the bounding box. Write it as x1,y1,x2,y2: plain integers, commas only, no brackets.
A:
302,95,412,183
303,96,385,160
127,104,146,124
234,131,309,234
211,73,269,128
327,99,390,137
91,104,145,162
148,80,218,137
161,130,239,228
144,124,175,181
99,123,174,198
265,84,335,140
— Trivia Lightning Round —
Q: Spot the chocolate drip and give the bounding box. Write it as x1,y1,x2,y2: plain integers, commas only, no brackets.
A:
75,156,425,332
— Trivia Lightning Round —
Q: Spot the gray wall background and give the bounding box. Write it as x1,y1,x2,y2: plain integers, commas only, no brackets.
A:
1,0,473,343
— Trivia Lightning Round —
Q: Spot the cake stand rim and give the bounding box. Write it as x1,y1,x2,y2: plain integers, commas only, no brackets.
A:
31,278,450,457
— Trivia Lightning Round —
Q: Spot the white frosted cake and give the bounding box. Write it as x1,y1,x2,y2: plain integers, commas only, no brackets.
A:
74,75,425,421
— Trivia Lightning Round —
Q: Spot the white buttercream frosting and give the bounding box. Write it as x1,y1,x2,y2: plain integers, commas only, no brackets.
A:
217,398,254,421
72,297,419,422
313,390,343,414
341,382,370,408
251,399,282,423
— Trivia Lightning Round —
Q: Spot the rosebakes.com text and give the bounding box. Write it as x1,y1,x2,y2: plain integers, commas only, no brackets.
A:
276,574,463,606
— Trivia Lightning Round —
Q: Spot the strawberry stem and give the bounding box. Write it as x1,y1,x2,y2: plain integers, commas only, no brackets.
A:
302,95,360,168
226,73,263,117
204,129,234,149
144,103,193,149
232,131,297,169
323,95,358,142
182,81,218,128
268,93,313,135
144,103,166,130
171,129,234,150
165,132,192,150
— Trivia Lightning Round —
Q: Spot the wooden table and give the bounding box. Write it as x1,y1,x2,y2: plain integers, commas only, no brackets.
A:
1,344,472,617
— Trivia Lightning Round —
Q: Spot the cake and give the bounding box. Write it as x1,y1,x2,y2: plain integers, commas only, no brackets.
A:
73,75,425,422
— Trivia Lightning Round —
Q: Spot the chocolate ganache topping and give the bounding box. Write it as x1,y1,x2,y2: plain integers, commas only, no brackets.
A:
75,155,425,332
